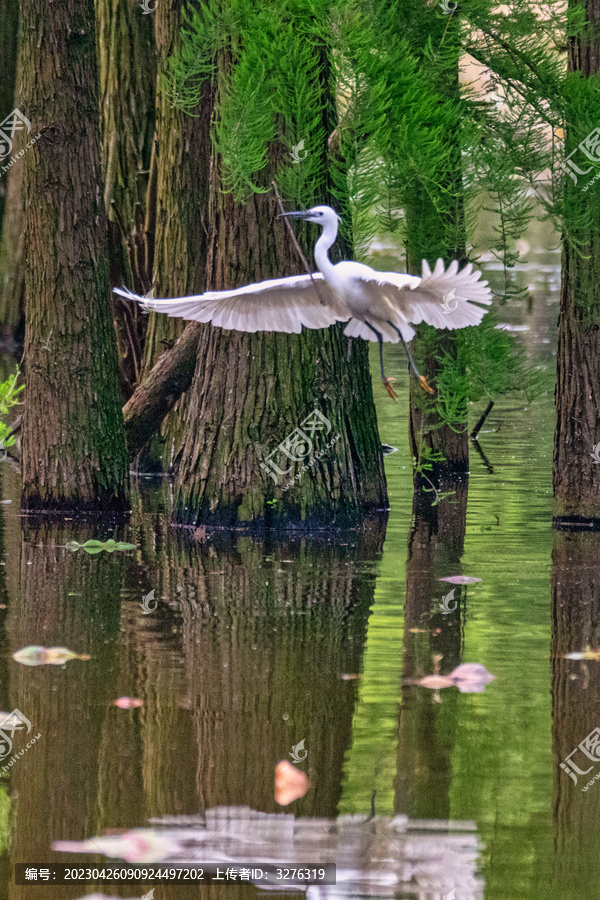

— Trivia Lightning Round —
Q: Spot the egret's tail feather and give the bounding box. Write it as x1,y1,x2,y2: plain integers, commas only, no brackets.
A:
401,258,492,331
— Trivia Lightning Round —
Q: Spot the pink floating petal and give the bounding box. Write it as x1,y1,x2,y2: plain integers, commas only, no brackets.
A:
113,697,143,709
449,663,495,693
416,675,455,690
438,576,482,585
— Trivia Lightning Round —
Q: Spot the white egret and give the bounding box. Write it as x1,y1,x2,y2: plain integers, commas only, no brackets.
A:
114,206,492,399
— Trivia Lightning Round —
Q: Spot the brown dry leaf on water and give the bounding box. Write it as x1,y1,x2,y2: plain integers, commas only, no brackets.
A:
275,761,310,806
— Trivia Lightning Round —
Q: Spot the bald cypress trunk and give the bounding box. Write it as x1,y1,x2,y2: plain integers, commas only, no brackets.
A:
0,0,24,334
0,0,18,232
96,0,157,399
403,2,468,480
20,0,129,510
136,0,212,472
553,0,600,523
173,46,386,529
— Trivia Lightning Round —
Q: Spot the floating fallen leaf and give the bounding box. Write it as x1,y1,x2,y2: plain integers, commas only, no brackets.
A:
565,649,600,661
66,539,136,554
408,628,428,633
438,576,482,585
448,663,496,693
113,697,143,709
53,830,181,864
12,645,91,666
416,675,455,690
339,674,359,680
275,760,310,806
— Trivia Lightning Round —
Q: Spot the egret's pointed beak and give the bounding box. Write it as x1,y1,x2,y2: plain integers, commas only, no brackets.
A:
277,210,309,219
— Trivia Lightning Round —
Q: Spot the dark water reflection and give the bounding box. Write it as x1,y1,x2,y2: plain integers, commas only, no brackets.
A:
1,247,598,900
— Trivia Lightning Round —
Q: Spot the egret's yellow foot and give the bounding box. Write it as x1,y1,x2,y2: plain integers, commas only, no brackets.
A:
420,375,434,394
383,377,398,401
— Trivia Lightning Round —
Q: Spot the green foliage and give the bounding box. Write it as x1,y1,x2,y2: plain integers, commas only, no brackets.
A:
169,0,330,205
411,317,546,434
0,368,23,450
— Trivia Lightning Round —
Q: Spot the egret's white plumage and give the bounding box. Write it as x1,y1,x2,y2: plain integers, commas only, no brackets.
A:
114,205,492,397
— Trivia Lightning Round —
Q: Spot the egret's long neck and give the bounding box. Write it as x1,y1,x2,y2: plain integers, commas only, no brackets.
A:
313,218,338,284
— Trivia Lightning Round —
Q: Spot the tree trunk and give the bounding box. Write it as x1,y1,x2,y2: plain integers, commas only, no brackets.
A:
173,196,385,529
19,0,129,510
553,0,600,523
403,2,469,481
395,484,467,816
96,0,157,399
136,0,212,472
551,530,600,892
171,20,386,529
123,320,201,456
0,0,25,336
0,0,18,232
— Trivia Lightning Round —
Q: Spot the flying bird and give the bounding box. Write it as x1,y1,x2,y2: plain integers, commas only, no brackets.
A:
114,206,492,399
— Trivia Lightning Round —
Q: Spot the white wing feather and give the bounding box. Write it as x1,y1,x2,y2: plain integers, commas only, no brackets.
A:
114,275,346,334
400,258,492,329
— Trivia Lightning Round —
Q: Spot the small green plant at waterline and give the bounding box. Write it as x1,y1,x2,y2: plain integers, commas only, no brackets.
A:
0,368,24,457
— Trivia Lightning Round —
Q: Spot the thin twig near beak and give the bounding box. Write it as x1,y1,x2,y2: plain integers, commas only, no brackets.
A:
272,181,328,308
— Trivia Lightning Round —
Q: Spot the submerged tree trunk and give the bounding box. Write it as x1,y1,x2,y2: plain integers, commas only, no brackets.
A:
96,0,157,399
20,0,129,510
136,0,212,472
553,0,600,523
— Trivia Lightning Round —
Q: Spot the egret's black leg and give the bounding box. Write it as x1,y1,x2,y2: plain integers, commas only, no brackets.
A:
364,321,397,400
386,320,434,394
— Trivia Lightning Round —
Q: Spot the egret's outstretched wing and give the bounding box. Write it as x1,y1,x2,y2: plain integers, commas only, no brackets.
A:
114,274,346,334
390,259,492,330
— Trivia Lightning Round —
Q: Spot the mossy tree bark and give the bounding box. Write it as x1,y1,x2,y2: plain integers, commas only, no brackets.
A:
137,0,212,472
0,0,25,335
96,0,157,399
20,0,129,510
0,0,18,231
173,61,386,526
553,0,600,523
402,2,469,481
